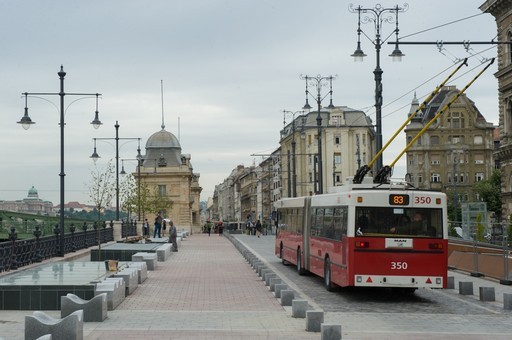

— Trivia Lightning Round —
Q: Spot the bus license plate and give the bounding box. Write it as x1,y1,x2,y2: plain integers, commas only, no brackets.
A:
385,238,413,248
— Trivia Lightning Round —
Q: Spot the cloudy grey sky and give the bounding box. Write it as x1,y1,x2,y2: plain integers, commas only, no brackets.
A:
1,0,499,205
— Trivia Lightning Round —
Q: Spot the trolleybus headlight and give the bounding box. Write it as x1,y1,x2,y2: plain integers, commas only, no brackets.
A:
436,278,442,285
355,241,369,248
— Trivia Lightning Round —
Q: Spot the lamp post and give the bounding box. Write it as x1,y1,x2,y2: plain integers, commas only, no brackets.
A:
282,110,304,197
90,122,141,221
120,150,143,219
17,66,102,257
349,3,407,171
300,74,336,194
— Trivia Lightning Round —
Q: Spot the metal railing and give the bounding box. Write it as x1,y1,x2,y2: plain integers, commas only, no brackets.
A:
0,223,114,272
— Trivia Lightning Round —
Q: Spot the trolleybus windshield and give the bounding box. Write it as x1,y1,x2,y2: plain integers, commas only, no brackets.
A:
355,207,443,238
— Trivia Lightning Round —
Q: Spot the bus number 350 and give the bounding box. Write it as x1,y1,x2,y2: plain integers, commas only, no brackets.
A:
391,262,408,270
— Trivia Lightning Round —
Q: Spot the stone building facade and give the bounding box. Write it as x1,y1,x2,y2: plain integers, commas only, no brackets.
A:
0,186,54,215
405,87,495,208
480,0,512,219
137,126,202,232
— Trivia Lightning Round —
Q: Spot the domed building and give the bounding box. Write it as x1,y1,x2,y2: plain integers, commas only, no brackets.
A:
136,125,202,232
0,186,54,215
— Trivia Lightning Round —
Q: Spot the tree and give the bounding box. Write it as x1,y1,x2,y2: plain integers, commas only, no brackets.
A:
473,169,502,218
119,173,137,219
87,161,116,222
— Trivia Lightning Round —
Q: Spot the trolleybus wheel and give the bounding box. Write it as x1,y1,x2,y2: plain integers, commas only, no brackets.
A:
297,248,305,275
324,257,334,292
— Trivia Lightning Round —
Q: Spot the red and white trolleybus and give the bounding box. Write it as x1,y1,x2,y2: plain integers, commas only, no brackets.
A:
275,177,448,292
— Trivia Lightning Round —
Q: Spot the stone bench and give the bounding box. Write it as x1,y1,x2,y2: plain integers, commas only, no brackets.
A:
25,310,83,340
96,278,125,310
132,252,157,270
126,262,148,283
113,268,139,296
156,243,172,261
61,293,107,322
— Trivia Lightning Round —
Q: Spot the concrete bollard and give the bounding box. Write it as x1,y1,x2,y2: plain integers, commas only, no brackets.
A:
292,299,308,318
260,269,272,279
321,324,342,340
447,276,455,289
270,278,282,292
265,273,277,286
479,287,495,302
458,281,473,295
504,293,512,310
306,310,324,332
280,290,295,306
258,266,268,277
275,284,288,298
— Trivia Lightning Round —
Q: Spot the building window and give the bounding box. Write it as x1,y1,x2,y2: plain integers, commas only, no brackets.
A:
158,185,167,196
509,31,512,65
448,172,452,183
334,135,341,145
418,175,423,183
431,154,440,165
430,136,439,145
408,156,413,165
450,112,464,129
474,135,483,145
335,174,341,183
474,154,484,164
431,173,440,183
334,153,341,164
475,172,484,182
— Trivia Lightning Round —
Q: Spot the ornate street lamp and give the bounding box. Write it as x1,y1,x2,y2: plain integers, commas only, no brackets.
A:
18,66,102,256
349,3,408,171
90,123,141,221
300,74,336,194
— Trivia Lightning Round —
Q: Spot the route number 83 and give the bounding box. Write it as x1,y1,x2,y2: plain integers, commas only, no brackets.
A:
391,262,408,270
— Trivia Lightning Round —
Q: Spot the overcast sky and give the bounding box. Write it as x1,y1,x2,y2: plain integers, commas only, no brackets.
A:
0,0,499,206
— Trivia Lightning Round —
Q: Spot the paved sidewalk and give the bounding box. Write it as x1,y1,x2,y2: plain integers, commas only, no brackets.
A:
2,233,512,339
0,234,317,340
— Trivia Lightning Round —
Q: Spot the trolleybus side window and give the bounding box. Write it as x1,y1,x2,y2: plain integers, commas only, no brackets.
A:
278,208,305,234
311,208,324,237
309,206,348,240
333,206,348,239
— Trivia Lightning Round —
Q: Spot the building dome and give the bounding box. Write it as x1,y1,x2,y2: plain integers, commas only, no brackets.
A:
146,129,181,149
144,128,183,167
28,186,38,195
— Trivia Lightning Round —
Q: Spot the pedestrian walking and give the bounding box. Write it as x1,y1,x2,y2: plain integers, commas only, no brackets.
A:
218,221,224,236
153,211,162,238
255,219,262,238
169,221,178,252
